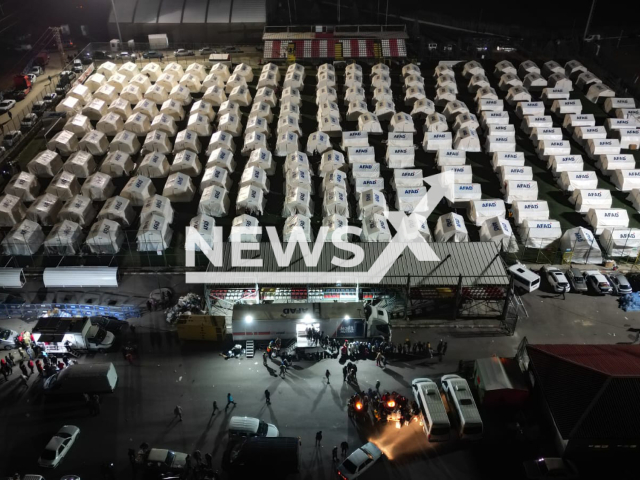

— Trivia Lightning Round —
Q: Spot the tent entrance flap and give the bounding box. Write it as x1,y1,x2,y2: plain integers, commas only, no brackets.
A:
0,268,26,288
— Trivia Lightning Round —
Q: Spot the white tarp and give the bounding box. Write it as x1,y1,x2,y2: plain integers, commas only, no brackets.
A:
97,112,124,136
229,214,260,243
143,130,172,154
58,194,96,227
0,194,26,227
45,171,80,201
611,169,640,191
505,180,538,203
518,219,562,248
570,189,612,213
137,214,173,252
26,193,62,226
558,171,598,192
560,227,602,264
468,199,506,226
163,172,196,202
512,200,550,226
236,185,266,216
97,195,135,227
171,149,202,176
600,227,640,258
480,216,518,252
586,208,629,235
435,212,468,243
360,213,391,242
28,150,64,178
2,219,45,255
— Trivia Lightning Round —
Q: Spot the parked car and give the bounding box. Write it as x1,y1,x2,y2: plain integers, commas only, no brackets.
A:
3,130,23,147
72,59,83,73
21,112,39,130
565,268,588,293
198,47,216,55
0,99,16,113
336,442,383,480
38,425,80,468
542,266,570,293
0,328,17,349
584,270,613,295
32,100,47,116
606,272,633,295
144,448,189,473
27,73,38,84
223,46,243,53
91,50,113,60
60,70,77,82
30,66,44,76
117,51,137,60
43,92,58,106
523,457,579,479
143,50,164,59
15,44,32,51
174,49,194,57
80,54,93,65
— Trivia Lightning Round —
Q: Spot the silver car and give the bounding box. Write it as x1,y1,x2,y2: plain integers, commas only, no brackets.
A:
565,268,588,293
606,272,633,295
0,329,17,349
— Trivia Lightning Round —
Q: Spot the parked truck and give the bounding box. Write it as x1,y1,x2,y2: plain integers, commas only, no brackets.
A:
148,34,169,50
34,52,50,67
44,362,118,395
32,316,116,354
7,75,32,100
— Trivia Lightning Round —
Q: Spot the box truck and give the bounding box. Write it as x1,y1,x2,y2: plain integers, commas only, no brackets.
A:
44,362,118,395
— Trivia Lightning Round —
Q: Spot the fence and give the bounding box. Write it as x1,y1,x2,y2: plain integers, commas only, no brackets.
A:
0,302,141,320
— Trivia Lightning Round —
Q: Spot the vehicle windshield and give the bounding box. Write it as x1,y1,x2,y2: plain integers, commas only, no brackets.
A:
164,450,175,466
89,327,107,343
0,330,11,340
41,448,57,460
57,432,72,439
257,421,268,435
341,459,358,474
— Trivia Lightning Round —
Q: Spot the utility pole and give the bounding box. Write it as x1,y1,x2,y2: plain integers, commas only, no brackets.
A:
51,27,66,70
110,0,123,43
583,0,597,40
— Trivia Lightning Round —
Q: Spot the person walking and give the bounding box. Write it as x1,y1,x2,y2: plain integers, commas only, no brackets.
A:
315,431,322,447
342,365,348,382
443,341,448,355
426,342,432,358
205,452,213,469
36,360,43,376
211,400,219,416
332,446,339,462
375,379,381,392
1,365,8,381
225,393,237,410
340,441,349,456
3,357,11,375
280,364,286,378
325,369,331,384
437,339,444,355
26,346,34,360
375,352,382,367
174,405,183,421
265,389,271,405
263,351,268,366
7,352,15,367
19,361,28,377
28,360,34,375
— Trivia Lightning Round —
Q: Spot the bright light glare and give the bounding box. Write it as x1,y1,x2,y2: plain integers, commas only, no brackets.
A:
245,315,253,323
344,315,350,320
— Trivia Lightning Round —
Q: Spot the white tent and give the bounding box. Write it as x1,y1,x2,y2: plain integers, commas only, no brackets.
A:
69,84,92,106
354,177,384,200
463,61,484,78
282,186,313,217
229,214,260,243
141,194,174,224
468,74,490,93
142,130,172,154
160,99,185,121
404,86,426,105
85,73,106,93
565,60,587,79
174,129,202,153
241,131,268,156
56,96,82,116
206,147,236,171
587,139,621,160
108,98,132,119
239,166,269,193
434,212,468,243
100,151,134,177
188,214,215,251
319,150,346,177
542,87,571,106
605,97,636,113
157,72,178,91
82,98,108,121
46,171,80,201
275,132,300,157
318,113,342,135
346,63,362,76
281,87,301,106
2,219,45,255
522,115,553,135
388,132,413,147
371,74,392,92
285,166,313,191
62,151,95,179
199,185,230,217
5,172,40,202
600,227,640,258
47,130,79,156
512,200,550,226
448,183,481,207
402,63,421,77
530,127,562,143
386,146,415,168
352,161,381,181
97,112,124,136
323,187,349,217
187,113,213,137
138,152,170,178
570,189,612,213
468,199,506,226
317,71,337,90
202,86,226,106
345,86,366,104
85,218,124,254
605,118,637,133
118,61,140,81
492,151,525,171
347,146,375,164
558,171,598,192
389,112,416,133
124,112,151,135
410,98,435,119
547,73,573,92
347,101,369,121
505,180,538,203
257,71,278,89
537,140,570,160
358,189,388,219
234,184,265,216
110,130,140,155
358,113,383,134
611,169,640,191
373,100,395,121
434,64,454,77
576,71,601,91
202,73,225,90
518,60,540,77
549,155,584,176
150,113,178,137
423,132,453,152
585,208,629,235
26,193,62,226
190,99,215,121
120,175,156,207
392,169,423,189
488,123,516,138
395,186,427,214
475,86,498,102
232,62,253,82
28,150,64,177
121,84,143,104
404,74,424,89
185,62,207,81
250,101,273,123
245,115,270,137
163,172,196,202
506,86,531,105
130,73,152,92
498,73,523,91
137,214,173,252
543,60,564,77
225,73,247,94
560,227,602,264
281,214,312,242
523,72,547,90
435,86,457,106
0,194,26,227
171,149,202,176
97,195,135,227
97,61,117,79
424,114,447,134
614,128,640,149
322,214,349,242
479,217,518,253
494,60,516,77
206,130,236,155
178,73,202,94
247,148,275,175
201,165,233,192
477,98,504,113
454,127,482,152
255,87,278,107
58,194,96,227
210,62,231,82
141,62,162,82
277,115,302,136
228,85,252,107
518,219,562,248
436,74,457,91
441,164,473,184
360,213,391,242
443,101,469,121
321,171,348,196
144,85,169,105
107,73,129,94
551,99,582,116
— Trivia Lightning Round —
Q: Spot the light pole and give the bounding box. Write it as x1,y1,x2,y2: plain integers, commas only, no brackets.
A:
583,0,597,40
385,0,389,26
110,0,123,43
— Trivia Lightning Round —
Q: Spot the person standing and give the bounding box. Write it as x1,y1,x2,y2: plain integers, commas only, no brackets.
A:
340,441,349,456
443,341,448,355
7,352,15,367
263,351,268,366
174,405,183,421
1,365,8,381
205,452,213,469
19,361,28,377
265,389,271,405
375,379,381,392
342,365,348,382
280,364,286,378
211,400,219,416
437,339,444,355
225,393,237,410
332,446,339,462
28,360,34,375
325,369,331,384
315,431,322,447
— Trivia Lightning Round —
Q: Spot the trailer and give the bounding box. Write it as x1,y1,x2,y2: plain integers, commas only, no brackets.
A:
32,316,115,353
231,302,390,345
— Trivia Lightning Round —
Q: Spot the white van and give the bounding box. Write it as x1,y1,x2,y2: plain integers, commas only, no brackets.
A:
507,263,541,292
441,374,483,440
411,378,450,442
228,416,279,438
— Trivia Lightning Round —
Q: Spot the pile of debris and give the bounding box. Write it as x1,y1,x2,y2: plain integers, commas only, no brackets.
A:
165,293,204,324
